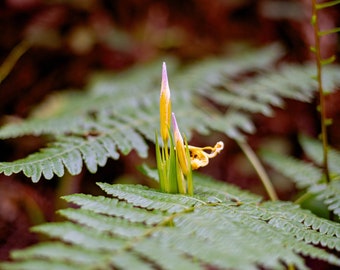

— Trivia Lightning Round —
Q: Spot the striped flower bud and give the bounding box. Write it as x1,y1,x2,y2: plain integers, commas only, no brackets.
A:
172,113,190,176
160,62,171,142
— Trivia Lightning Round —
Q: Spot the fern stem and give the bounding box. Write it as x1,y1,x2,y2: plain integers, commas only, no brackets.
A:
294,191,313,205
311,0,331,183
0,40,30,85
237,140,278,201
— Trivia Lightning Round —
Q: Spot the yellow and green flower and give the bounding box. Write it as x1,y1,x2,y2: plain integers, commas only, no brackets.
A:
156,62,224,195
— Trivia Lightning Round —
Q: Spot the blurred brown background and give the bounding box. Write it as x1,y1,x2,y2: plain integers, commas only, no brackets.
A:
0,0,339,265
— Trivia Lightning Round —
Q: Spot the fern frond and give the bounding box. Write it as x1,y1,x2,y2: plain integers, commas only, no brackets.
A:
2,44,340,182
32,221,127,250
300,134,340,175
261,135,340,218
193,172,262,203
97,182,202,212
58,208,148,237
257,201,340,249
229,63,340,105
0,119,150,182
260,150,322,189
311,180,340,218
62,193,165,224
173,43,284,91
0,136,109,182
2,176,340,270
0,260,88,270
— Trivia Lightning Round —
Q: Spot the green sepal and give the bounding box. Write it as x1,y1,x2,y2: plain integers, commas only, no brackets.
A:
168,131,179,193
184,137,193,196
155,132,165,192
176,157,186,194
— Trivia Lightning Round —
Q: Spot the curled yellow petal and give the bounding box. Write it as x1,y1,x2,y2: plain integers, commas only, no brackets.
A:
172,113,190,176
188,141,224,170
160,62,171,142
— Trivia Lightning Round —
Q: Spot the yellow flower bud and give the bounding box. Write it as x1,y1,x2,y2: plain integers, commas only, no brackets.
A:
172,113,190,176
160,62,171,142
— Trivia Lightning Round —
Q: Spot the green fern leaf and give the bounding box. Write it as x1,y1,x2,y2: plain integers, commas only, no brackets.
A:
0,137,95,182
58,208,148,237
2,176,340,270
229,63,340,106
2,45,340,182
0,121,150,181
299,134,340,175
258,201,340,249
260,149,322,189
322,180,340,217
62,193,165,224
193,172,262,203
261,136,340,218
31,221,128,251
0,260,87,270
298,135,340,217
310,180,340,218
11,243,109,266
98,182,202,212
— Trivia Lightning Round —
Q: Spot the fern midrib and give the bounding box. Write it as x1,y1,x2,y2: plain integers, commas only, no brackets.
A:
0,94,208,168
89,196,217,258
0,114,151,162
88,201,198,267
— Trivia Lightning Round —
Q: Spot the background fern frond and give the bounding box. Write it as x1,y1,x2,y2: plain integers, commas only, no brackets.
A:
299,134,340,175
2,176,340,270
0,134,124,182
97,182,201,212
58,208,148,237
310,180,340,219
260,150,322,189
1,44,340,182
62,193,165,224
256,201,340,249
11,242,111,269
261,135,340,218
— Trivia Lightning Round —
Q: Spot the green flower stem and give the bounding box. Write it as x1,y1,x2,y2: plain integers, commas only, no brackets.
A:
185,140,194,196
168,132,179,193
237,140,278,201
155,134,166,192
176,161,186,194
187,172,193,196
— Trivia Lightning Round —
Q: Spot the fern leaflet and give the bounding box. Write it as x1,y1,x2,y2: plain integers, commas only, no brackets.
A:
1,175,339,270
261,135,340,218
1,44,340,182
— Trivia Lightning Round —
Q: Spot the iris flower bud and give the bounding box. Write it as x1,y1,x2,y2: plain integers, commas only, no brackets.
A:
172,113,190,176
160,62,171,142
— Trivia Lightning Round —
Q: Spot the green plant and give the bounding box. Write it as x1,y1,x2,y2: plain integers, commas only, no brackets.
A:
261,135,340,219
260,0,340,221
1,41,340,270
0,44,286,182
156,62,223,195
1,173,340,270
311,0,340,183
